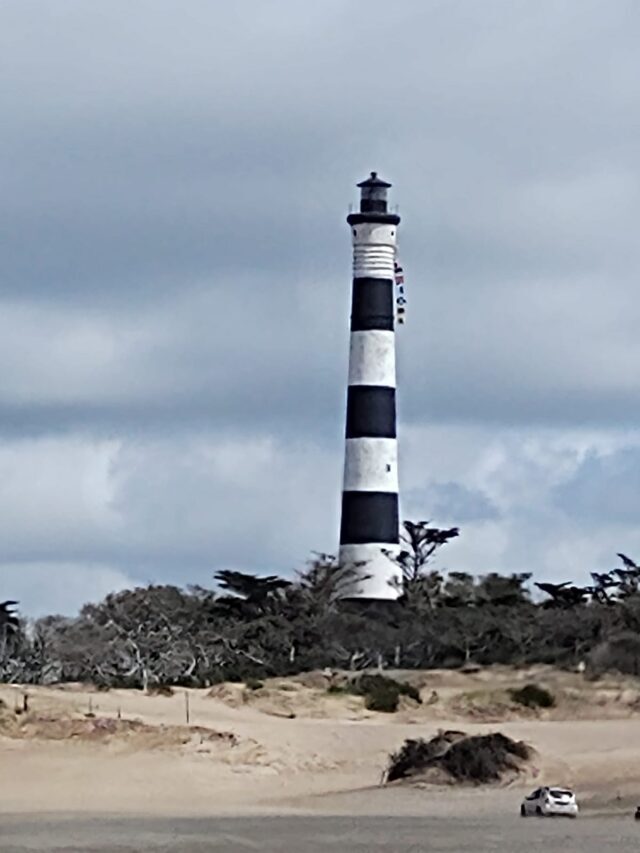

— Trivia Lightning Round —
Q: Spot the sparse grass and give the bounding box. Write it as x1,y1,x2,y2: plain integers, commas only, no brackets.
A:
449,688,514,719
455,688,507,705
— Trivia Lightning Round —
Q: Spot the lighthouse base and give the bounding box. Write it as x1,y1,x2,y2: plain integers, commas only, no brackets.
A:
338,542,401,599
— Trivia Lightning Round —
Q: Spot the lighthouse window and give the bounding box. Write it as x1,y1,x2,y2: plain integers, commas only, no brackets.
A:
353,229,357,236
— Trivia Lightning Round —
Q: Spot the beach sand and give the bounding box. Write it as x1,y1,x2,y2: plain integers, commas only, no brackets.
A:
2,666,640,818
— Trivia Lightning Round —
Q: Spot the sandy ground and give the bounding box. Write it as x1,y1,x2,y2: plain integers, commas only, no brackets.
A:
2,666,640,819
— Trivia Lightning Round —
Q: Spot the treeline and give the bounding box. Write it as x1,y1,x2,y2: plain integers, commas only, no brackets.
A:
1,522,640,689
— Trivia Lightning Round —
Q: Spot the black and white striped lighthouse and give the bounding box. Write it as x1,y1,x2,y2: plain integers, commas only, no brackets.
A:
339,172,401,599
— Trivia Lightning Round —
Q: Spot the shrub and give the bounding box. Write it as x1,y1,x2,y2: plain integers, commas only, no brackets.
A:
245,678,264,691
387,731,532,784
146,684,174,697
387,731,461,780
509,683,555,709
441,733,531,783
364,682,400,713
354,674,422,708
326,674,420,712
589,632,640,677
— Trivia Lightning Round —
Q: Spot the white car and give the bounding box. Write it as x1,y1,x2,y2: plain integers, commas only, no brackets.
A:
520,786,579,818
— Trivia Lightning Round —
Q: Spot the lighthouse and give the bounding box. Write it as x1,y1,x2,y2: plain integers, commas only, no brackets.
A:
339,172,402,599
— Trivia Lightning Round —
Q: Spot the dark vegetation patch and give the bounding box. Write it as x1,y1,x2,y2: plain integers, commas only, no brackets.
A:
146,684,174,697
328,674,422,713
589,632,640,677
508,683,555,709
387,730,532,785
2,541,640,689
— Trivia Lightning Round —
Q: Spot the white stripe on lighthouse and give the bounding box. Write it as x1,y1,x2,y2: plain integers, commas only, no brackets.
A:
339,542,401,599
353,245,396,278
348,330,396,387
352,222,397,278
343,437,398,492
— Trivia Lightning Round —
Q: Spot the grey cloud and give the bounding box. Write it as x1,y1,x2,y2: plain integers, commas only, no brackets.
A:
108,435,341,574
3,425,640,616
1,2,638,436
553,446,640,525
0,433,341,585
0,282,349,439
405,481,500,525
1,1,640,612
5,564,134,618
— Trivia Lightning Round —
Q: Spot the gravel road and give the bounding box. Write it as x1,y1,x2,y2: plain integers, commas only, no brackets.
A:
2,814,640,852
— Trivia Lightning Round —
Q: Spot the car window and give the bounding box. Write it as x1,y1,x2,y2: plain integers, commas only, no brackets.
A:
527,789,541,799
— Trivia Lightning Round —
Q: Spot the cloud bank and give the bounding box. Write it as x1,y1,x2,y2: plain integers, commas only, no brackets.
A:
1,0,639,613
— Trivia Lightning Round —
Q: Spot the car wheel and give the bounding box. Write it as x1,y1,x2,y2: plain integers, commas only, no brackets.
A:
536,806,542,816
520,805,527,817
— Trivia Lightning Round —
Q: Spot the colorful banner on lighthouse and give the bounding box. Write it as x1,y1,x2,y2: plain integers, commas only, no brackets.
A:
394,260,406,324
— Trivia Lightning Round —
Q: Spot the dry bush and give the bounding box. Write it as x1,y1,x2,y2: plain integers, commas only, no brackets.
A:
589,632,640,677
146,684,175,697
509,683,555,709
331,674,422,713
387,730,532,785
387,730,464,781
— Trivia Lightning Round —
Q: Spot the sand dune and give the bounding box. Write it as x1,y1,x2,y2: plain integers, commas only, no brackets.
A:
2,666,640,817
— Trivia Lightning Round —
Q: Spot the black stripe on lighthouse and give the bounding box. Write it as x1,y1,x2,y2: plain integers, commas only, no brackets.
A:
350,277,394,331
340,492,399,545
345,386,396,438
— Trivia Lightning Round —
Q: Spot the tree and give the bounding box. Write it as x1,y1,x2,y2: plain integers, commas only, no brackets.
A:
612,553,640,599
6,543,640,687
394,521,460,585
384,521,459,609
441,572,476,607
475,572,531,607
213,570,291,618
295,552,367,608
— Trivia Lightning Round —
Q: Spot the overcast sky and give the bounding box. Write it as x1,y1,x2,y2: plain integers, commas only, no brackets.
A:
2,0,640,615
